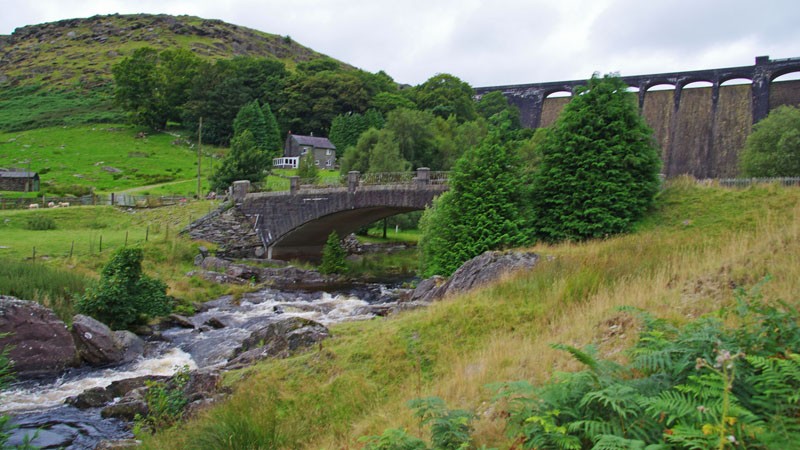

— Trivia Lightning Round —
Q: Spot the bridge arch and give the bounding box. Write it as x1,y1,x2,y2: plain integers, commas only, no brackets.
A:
238,170,448,260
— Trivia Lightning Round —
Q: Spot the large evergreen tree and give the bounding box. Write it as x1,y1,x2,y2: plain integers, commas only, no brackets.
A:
261,102,283,159
419,132,530,277
233,101,269,150
530,74,662,242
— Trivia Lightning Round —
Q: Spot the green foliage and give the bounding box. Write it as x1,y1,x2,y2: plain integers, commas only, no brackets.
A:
739,105,800,177
419,131,531,276
296,152,319,184
0,258,88,322
340,128,381,174
413,74,477,123
492,284,800,449
384,108,441,170
210,129,270,191
25,215,56,231
233,100,270,152
361,397,474,450
319,230,348,275
476,91,521,129
360,428,428,450
261,102,283,156
183,57,289,146
329,110,385,151
531,74,662,243
369,131,412,173
134,366,190,434
113,47,201,130
76,247,173,330
0,85,121,132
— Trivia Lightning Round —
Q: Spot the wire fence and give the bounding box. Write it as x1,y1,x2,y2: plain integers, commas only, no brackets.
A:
713,177,800,188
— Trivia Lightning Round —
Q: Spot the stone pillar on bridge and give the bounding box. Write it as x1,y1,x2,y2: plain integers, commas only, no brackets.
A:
348,171,360,193
232,180,250,203
415,167,430,186
290,176,300,195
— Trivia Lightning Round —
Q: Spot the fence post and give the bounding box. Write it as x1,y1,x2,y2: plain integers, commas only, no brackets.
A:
348,171,360,193
232,180,250,203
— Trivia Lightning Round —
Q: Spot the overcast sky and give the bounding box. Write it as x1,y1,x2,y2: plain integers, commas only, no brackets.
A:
2,0,799,87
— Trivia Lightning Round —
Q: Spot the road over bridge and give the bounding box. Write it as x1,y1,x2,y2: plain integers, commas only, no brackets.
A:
232,168,448,260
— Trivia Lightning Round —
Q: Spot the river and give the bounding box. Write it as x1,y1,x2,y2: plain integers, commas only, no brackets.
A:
0,283,410,449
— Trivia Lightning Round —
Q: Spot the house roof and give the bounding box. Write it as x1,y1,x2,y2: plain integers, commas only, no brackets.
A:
290,134,336,150
0,171,38,178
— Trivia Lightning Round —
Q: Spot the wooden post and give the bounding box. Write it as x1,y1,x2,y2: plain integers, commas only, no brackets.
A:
99,235,103,253
125,231,129,246
146,225,149,242
69,241,74,258
32,246,35,262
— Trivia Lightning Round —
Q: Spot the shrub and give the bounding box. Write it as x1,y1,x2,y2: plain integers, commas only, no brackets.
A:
76,247,173,330
530,74,662,242
134,366,190,433
319,230,347,275
25,215,55,230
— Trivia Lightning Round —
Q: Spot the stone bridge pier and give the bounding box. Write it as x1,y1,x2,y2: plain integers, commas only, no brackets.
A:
236,168,448,260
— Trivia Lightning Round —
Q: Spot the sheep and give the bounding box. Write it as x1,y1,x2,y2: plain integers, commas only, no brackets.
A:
47,201,56,208
58,202,70,207
28,204,39,209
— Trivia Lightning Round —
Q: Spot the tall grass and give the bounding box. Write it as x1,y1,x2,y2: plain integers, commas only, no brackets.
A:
139,182,800,449
0,258,88,322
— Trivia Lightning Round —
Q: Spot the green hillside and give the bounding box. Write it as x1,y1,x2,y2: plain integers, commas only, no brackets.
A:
0,14,345,132
0,14,333,90
138,180,800,449
0,124,219,196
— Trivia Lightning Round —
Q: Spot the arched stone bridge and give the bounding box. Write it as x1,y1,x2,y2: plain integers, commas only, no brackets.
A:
235,169,448,260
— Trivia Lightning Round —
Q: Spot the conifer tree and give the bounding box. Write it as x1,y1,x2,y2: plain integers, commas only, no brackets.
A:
419,131,530,277
233,100,269,151
319,230,347,275
210,129,269,191
261,102,283,160
530,74,661,242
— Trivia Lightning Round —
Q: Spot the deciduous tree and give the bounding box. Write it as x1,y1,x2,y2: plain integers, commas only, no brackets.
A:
739,105,800,177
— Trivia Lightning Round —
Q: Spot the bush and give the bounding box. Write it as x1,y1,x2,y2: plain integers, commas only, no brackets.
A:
319,230,347,275
530,74,662,242
739,105,800,177
76,247,173,330
25,215,55,230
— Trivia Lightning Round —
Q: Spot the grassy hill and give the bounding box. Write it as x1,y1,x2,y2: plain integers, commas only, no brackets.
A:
134,179,800,449
0,14,345,132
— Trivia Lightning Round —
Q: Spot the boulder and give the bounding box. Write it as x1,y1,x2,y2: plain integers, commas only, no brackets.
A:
0,296,78,377
412,251,540,302
71,314,144,366
226,317,329,368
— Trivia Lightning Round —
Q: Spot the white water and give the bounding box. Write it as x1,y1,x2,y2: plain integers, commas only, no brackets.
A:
0,348,196,413
0,287,395,415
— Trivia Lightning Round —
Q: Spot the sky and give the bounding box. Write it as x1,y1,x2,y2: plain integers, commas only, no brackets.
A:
2,0,799,87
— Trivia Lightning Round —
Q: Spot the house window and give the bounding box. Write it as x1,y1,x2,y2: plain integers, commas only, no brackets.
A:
326,159,333,167
326,149,331,156
315,160,320,166
301,148,308,155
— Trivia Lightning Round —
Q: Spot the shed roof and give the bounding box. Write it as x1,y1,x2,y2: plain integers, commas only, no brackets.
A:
0,171,38,178
290,135,336,149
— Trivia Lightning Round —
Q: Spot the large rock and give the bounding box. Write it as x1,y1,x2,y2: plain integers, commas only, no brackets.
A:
411,251,540,302
71,314,145,366
0,296,79,377
226,317,329,368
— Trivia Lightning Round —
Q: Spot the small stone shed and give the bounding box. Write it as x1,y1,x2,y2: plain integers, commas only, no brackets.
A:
0,171,39,192
274,133,336,169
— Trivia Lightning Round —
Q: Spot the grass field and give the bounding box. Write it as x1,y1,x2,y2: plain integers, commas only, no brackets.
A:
138,180,800,449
